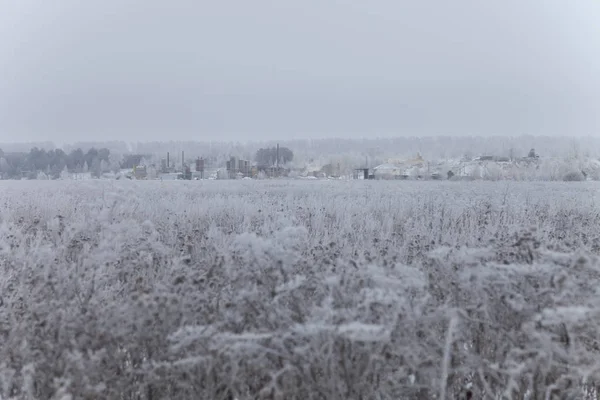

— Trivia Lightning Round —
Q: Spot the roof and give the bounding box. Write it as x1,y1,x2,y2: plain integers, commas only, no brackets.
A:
373,163,401,171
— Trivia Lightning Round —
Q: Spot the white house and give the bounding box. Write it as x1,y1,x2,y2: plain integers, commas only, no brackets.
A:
373,163,403,179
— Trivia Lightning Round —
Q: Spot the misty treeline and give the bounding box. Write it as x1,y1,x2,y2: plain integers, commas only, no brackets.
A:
255,146,294,166
0,147,119,179
2,180,600,399
40,136,599,161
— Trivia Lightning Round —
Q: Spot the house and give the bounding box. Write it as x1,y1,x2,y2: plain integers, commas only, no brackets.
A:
373,163,403,179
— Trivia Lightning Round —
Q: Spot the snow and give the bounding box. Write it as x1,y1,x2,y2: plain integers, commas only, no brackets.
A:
1,179,600,399
336,322,390,342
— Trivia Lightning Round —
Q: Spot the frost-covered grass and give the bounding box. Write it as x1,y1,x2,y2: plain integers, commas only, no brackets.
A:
1,180,600,399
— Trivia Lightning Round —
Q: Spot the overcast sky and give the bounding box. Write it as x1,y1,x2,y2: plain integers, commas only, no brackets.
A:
0,0,599,143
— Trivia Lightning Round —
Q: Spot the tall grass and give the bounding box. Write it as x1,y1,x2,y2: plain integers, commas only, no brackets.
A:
0,180,599,399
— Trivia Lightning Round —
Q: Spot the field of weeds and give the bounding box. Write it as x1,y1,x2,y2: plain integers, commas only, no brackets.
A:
1,179,600,399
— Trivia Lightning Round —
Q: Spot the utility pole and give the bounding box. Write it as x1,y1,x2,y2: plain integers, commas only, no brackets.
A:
276,143,280,177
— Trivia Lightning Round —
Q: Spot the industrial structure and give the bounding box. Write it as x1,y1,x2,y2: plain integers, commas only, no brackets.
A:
195,157,205,179
132,144,294,181
226,156,251,179
353,168,373,180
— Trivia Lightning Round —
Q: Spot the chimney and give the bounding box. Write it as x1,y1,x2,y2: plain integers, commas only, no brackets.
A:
167,152,170,168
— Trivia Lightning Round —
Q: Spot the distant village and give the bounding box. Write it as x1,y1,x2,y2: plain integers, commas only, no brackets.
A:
1,143,599,182
362,148,542,181
127,147,598,182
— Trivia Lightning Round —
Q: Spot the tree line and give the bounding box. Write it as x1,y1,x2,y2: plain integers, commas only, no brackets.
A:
0,147,116,179
255,146,294,166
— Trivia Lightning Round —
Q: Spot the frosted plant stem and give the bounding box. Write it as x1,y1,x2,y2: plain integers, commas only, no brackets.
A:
440,313,458,400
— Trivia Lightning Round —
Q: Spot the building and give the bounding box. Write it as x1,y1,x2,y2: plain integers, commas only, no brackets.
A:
226,157,251,179
256,165,289,178
373,163,403,179
353,168,373,179
195,157,205,179
133,165,147,179
181,165,192,180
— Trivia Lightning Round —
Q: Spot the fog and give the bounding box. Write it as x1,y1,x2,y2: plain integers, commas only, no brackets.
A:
1,0,599,142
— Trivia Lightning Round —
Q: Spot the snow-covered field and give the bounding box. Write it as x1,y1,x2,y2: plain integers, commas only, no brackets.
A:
1,179,600,399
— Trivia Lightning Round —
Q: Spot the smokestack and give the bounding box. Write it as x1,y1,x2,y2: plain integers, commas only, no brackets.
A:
167,152,170,168
182,151,184,172
276,143,279,168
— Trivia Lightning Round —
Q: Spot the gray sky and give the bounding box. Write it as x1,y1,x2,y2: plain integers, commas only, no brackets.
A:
1,0,599,143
